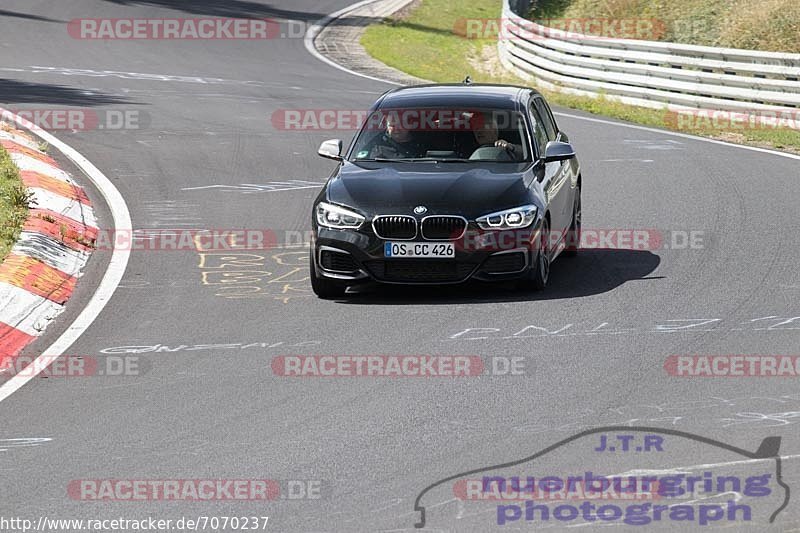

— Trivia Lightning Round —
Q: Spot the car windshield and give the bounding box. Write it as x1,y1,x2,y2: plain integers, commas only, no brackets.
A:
348,107,532,163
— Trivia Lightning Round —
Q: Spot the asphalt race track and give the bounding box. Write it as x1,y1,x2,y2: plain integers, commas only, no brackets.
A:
1,1,799,531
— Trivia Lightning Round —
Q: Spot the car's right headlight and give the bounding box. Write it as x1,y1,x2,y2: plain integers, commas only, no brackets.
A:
476,205,537,230
316,202,365,229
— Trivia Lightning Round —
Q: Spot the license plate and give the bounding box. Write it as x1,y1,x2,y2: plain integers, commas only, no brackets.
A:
384,242,455,258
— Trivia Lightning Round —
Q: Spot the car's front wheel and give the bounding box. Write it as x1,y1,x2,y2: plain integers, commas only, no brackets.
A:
518,218,550,291
309,248,348,299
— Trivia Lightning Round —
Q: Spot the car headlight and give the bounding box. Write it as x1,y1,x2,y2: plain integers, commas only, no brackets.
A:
316,202,365,229
476,205,537,230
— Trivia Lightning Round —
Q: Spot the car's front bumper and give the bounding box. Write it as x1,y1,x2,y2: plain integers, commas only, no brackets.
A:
312,225,540,286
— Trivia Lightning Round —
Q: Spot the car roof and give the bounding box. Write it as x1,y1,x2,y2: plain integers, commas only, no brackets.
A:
377,83,539,111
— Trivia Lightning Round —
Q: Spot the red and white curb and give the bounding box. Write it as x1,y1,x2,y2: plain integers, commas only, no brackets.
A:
0,108,130,403
0,123,98,370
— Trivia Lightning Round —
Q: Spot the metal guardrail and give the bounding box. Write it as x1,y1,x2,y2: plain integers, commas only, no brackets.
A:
498,0,800,113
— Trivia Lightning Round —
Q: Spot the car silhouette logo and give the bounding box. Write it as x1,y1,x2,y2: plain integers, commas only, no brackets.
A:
412,427,790,529
414,206,427,215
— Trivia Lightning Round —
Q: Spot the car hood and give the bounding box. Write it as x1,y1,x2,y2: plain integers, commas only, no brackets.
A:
325,162,532,216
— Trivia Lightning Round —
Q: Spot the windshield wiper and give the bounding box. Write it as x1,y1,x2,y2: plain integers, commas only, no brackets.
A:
354,157,487,163
469,159,527,163
380,158,451,162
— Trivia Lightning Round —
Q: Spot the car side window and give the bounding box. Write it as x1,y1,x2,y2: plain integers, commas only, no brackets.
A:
529,104,550,159
534,98,558,141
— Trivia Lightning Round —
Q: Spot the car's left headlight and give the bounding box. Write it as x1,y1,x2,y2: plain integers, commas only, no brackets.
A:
316,202,365,229
476,205,537,230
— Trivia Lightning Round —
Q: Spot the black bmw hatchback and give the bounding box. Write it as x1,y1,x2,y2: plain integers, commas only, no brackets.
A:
310,83,581,298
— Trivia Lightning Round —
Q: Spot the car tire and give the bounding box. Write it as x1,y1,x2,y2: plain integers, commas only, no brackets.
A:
309,248,348,299
518,218,549,291
563,188,581,257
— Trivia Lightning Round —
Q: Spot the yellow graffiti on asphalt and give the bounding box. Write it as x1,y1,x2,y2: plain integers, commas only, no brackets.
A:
197,246,312,302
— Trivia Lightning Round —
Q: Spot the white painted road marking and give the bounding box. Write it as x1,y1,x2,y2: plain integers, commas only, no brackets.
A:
556,112,800,162
182,180,324,193
2,65,284,88
0,107,132,404
303,0,413,85
0,437,52,452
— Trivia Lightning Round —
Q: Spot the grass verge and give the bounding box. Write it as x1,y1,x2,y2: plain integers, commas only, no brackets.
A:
0,144,31,262
361,0,800,153
531,0,800,53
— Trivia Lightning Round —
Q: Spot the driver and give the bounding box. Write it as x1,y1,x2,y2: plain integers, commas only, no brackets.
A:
471,116,522,160
366,114,426,159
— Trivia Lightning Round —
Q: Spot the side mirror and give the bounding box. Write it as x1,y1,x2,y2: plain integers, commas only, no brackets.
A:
543,141,575,163
318,139,343,161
